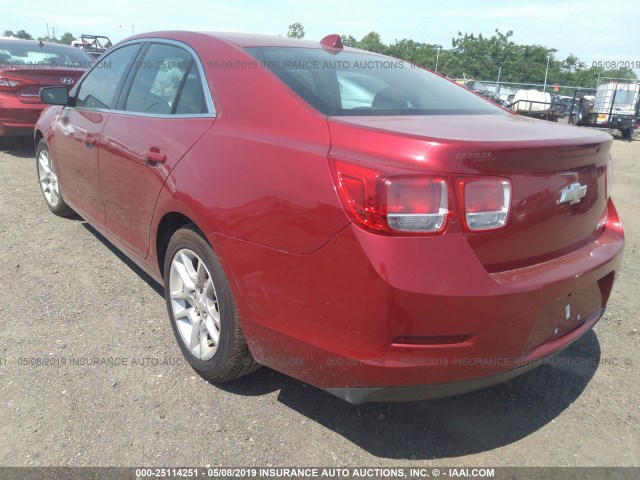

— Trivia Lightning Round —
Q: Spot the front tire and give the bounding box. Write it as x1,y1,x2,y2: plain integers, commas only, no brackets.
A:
36,139,74,217
163,225,259,382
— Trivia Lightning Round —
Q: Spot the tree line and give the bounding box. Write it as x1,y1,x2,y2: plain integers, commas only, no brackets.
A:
3,29,77,46
6,24,636,88
286,23,637,88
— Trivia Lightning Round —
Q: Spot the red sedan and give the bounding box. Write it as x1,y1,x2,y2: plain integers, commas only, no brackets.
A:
0,38,92,142
35,31,624,403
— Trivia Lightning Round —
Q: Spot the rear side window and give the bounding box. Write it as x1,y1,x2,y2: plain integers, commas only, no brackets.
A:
247,47,506,116
174,63,207,114
124,43,199,115
75,44,140,109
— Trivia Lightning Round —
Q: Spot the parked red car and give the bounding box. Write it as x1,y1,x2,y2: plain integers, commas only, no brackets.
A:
0,38,93,142
35,31,624,403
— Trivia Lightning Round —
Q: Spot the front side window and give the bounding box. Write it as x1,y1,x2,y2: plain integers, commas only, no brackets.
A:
247,47,506,116
75,44,140,109
124,43,195,114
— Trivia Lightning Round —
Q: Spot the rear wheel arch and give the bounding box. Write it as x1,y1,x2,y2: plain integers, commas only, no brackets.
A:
154,210,243,326
34,129,44,149
156,212,203,279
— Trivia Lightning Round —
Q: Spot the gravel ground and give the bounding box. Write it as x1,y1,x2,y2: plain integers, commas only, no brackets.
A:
0,134,638,467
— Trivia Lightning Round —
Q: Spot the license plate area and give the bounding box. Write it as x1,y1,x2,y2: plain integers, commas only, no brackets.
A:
523,282,604,353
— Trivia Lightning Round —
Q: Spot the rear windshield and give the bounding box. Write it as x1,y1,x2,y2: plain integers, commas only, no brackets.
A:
0,41,93,67
246,47,506,116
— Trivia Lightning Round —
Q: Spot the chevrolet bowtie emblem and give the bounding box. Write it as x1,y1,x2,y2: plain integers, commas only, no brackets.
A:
559,182,587,205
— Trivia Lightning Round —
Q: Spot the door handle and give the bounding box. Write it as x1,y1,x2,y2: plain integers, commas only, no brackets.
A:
83,136,97,146
144,150,167,163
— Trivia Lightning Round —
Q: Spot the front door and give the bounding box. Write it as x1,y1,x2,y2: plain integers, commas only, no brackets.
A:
52,43,142,225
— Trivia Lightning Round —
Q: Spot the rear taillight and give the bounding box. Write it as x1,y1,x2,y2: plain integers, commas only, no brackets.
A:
597,157,613,232
329,158,512,235
330,159,452,234
0,73,35,92
605,157,613,199
596,207,608,231
457,177,511,231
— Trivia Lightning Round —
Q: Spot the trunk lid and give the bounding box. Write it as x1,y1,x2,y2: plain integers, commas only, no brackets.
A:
328,113,612,271
1,67,85,104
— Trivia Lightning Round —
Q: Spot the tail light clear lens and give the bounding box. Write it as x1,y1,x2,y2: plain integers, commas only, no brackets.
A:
384,176,448,232
457,178,511,231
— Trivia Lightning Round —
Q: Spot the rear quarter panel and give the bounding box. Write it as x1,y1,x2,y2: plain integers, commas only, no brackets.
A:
152,36,348,256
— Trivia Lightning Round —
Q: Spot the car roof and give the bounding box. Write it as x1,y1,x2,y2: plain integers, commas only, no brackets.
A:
0,37,82,51
121,30,361,51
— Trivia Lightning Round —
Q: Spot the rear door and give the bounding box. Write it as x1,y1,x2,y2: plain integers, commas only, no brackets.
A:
98,41,215,257
53,43,142,224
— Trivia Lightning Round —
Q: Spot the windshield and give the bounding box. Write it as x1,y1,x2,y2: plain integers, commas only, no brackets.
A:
0,41,94,67
246,47,506,116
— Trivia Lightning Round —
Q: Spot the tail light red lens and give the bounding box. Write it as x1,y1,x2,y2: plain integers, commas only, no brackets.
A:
457,178,511,231
331,160,385,232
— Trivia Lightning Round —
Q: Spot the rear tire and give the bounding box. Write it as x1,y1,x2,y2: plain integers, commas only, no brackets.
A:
163,225,259,382
621,128,633,141
36,139,74,217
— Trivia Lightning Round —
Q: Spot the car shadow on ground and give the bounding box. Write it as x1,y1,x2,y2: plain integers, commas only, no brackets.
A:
0,136,36,158
219,331,601,460
80,222,165,297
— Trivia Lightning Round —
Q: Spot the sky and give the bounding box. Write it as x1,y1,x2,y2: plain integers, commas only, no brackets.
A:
2,0,639,75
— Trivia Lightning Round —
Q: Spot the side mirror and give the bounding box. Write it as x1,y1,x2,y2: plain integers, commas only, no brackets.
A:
40,86,70,106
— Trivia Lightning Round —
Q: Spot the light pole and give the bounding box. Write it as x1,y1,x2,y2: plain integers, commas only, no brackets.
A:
435,47,441,73
543,53,551,92
118,25,135,36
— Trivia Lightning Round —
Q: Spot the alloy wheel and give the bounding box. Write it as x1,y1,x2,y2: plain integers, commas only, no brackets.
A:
38,149,60,207
169,248,221,361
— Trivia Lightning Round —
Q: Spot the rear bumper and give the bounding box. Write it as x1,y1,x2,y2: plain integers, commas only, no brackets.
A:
325,308,602,403
214,199,624,400
595,116,635,129
0,95,44,137
0,123,34,137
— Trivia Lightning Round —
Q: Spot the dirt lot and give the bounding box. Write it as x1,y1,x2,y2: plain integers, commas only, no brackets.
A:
0,134,638,467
